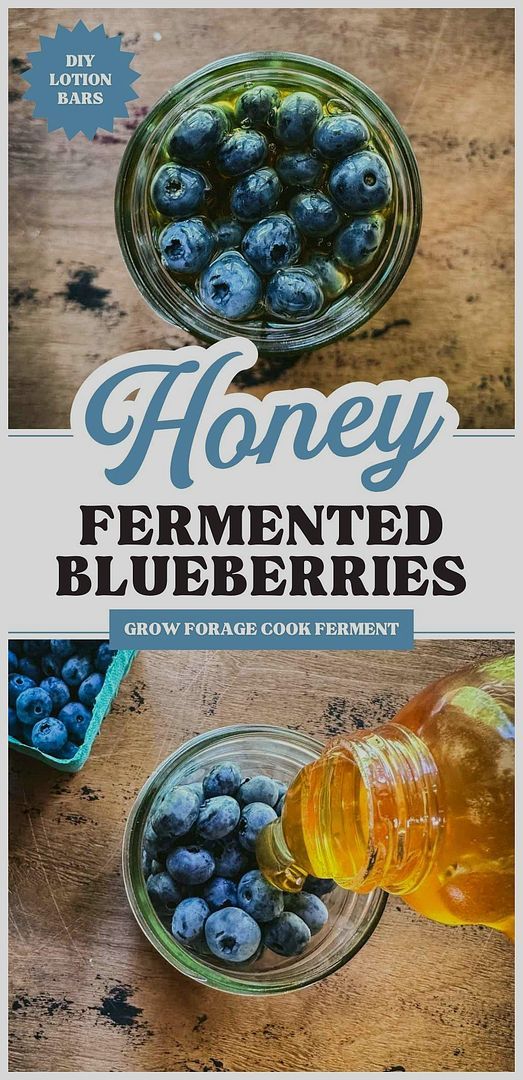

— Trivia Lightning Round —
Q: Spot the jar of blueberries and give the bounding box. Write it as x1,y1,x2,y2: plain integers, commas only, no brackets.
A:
115,52,421,356
123,725,386,995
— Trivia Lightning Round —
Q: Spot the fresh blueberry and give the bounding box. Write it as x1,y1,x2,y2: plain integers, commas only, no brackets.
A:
275,150,323,189
16,686,52,725
199,251,262,320
95,644,115,673
49,639,75,660
147,871,182,913
329,150,392,213
159,217,215,275
8,707,19,737
202,762,242,799
54,740,79,761
197,795,240,841
304,875,336,897
166,845,215,885
8,650,18,673
216,129,267,177
215,219,244,250
334,214,385,268
275,783,288,816
284,891,329,934
275,91,323,147
235,85,280,127
242,214,301,276
41,653,62,678
266,268,324,321
17,657,41,681
230,167,282,222
151,163,207,219
143,821,172,859
313,114,369,160
39,677,70,712
31,716,68,755
290,191,340,238
22,641,48,658
58,702,92,744
151,785,201,841
213,837,250,880
8,675,36,706
61,655,92,688
238,802,277,851
202,876,238,911
305,252,350,298
187,781,204,804
237,869,284,923
172,896,210,945
168,105,229,164
78,672,104,709
264,911,311,956
238,775,280,808
205,906,261,962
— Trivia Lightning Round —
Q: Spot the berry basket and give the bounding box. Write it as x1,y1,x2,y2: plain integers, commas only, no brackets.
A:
8,647,136,772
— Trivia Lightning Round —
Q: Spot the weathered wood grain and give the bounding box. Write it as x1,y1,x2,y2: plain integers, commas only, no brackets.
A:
8,8,514,429
9,639,514,1071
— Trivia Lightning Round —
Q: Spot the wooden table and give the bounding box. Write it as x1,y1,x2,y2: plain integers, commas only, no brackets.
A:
8,8,514,429
9,639,514,1072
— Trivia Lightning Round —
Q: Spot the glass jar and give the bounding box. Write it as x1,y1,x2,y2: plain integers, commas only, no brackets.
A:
115,51,422,355
122,724,386,996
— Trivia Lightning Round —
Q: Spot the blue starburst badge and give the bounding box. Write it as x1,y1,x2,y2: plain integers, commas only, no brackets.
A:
23,20,140,140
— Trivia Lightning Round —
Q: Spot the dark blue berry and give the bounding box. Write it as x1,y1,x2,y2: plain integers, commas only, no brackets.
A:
54,740,78,761
8,650,18,674
78,672,104,708
159,217,215,275
199,251,262,320
275,92,323,147
313,114,369,159
169,105,229,164
58,702,92,744
62,655,92,688
284,891,329,934
197,795,240,841
215,219,244,250
17,657,41,681
202,876,238,911
8,674,36,706
166,845,215,885
187,781,204,804
334,214,385,268
147,871,182,913
305,253,350,298
49,639,75,660
275,149,323,189
290,191,340,238
329,150,392,213
238,775,280,807
266,268,324,321
238,802,277,851
304,875,336,897
172,896,210,944
237,869,284,923
143,821,171,859
39,677,70,713
242,213,301,276
235,85,280,127
95,644,115,674
202,762,242,799
216,129,267,177
151,163,207,218
16,687,52,725
264,911,311,956
151,785,201,841
205,906,261,962
213,838,250,880
31,716,68,755
23,641,48,658
41,653,62,678
230,167,282,222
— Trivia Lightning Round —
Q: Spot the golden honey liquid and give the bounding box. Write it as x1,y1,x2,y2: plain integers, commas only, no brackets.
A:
259,655,515,937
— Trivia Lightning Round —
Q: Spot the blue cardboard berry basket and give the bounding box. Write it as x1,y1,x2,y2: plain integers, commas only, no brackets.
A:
9,649,136,772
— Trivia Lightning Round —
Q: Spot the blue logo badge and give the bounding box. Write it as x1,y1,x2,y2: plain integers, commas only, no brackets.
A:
23,20,140,140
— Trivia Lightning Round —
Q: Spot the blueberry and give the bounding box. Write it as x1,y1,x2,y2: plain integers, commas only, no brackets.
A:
213,838,250,880
8,641,21,656
237,869,284,923
8,674,36,706
61,655,92,688
305,252,350,299
202,762,242,799
313,114,369,160
197,795,240,841
31,716,68,755
78,672,104,709
205,906,261,962
143,821,172,859
290,191,340,238
58,702,92,744
264,911,311,956
166,845,215,885
276,151,323,190
199,251,262,320
147,871,182,913
238,775,280,808
230,167,282,222
275,91,323,146
168,105,229,164
16,686,52,725
41,653,62,678
8,707,19,737
215,219,244,250
242,214,301,276
17,657,41,681
235,85,280,127
187,781,204,804
329,150,392,213
22,641,48,658
202,876,238,911
151,785,201,841
334,214,385,268
284,891,329,934
95,644,115,673
39,677,70,713
151,163,207,219
304,875,336,897
216,129,267,177
238,802,277,851
159,217,215,275
172,896,210,945
266,268,324,321
8,650,18,673
49,639,75,660
54,740,79,761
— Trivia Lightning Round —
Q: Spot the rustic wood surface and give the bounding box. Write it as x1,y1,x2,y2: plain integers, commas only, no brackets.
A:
8,8,514,429
9,639,514,1072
